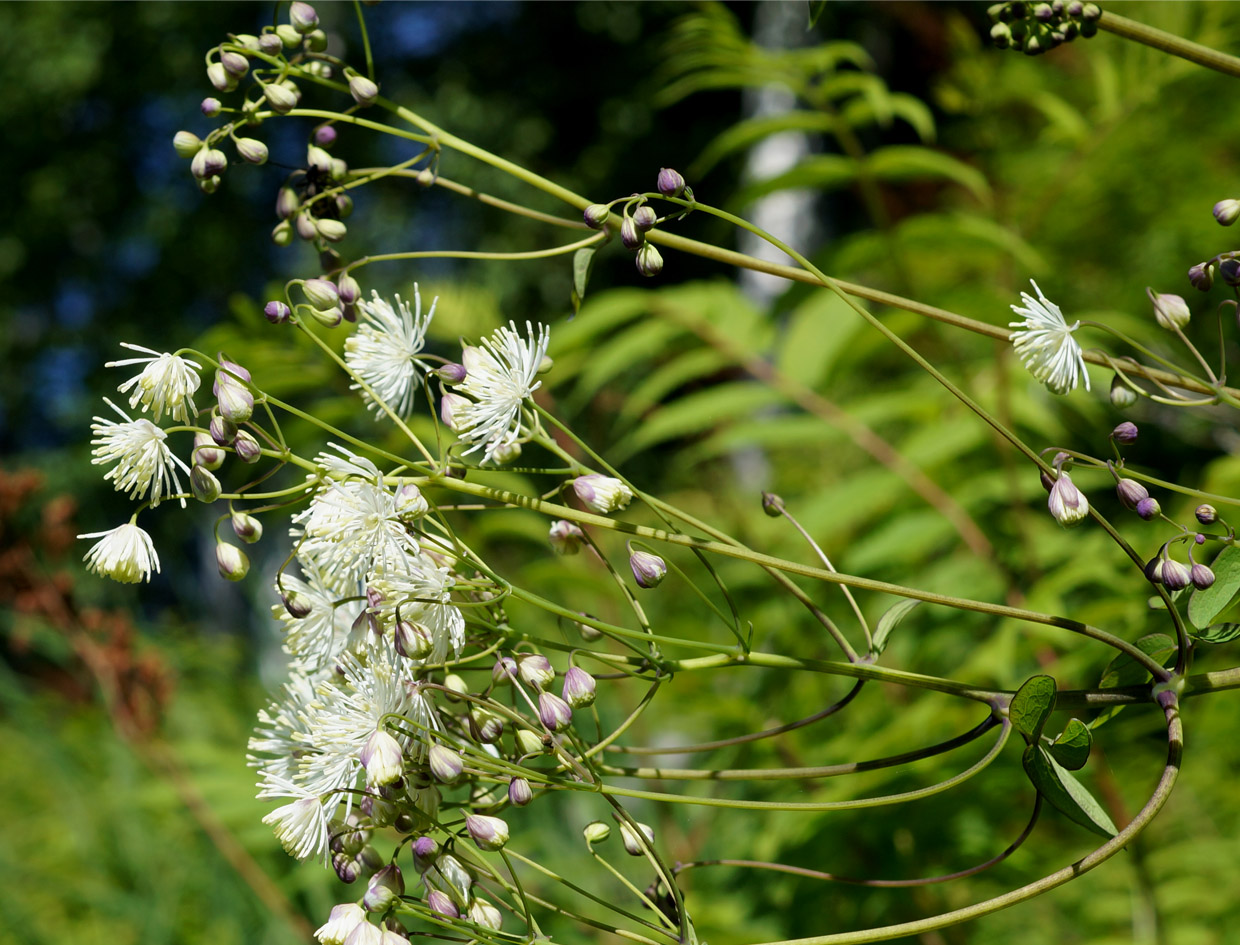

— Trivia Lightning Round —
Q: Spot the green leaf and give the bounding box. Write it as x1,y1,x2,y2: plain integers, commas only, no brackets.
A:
689,112,839,180
1009,675,1056,741
864,145,993,207
871,599,919,656
734,154,859,204
1023,744,1117,838
1092,633,1177,729
1187,544,1240,629
569,247,598,317
1048,719,1092,771
1187,622,1240,645
807,0,828,28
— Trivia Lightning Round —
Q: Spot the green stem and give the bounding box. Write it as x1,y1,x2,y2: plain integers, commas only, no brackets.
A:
1097,10,1240,79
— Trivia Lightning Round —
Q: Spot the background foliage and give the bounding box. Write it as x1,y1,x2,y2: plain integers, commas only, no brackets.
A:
3,2,1240,943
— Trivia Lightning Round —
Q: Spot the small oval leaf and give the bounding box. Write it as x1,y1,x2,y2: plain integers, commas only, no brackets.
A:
1048,719,1092,771
569,246,599,317
1023,744,1117,838
871,599,920,656
1009,675,1057,741
1188,544,1240,630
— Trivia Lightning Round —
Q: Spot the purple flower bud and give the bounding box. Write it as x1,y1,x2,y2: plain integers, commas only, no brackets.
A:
210,414,236,446
465,813,510,851
1145,556,1163,584
349,74,380,106
394,620,431,660
1221,258,1240,288
216,542,250,581
470,708,504,743
583,204,610,229
635,243,664,278
265,300,291,324
303,277,340,311
201,97,222,117
620,216,643,249
437,362,467,384
439,390,469,431
428,744,464,784
314,125,338,148
1115,478,1148,510
549,519,585,555
508,776,532,807
293,211,318,241
1214,199,1240,226
1047,472,1089,527
1040,471,1055,493
491,656,518,685
538,691,573,732
657,167,686,198
193,432,225,470
632,205,657,231
1136,496,1161,521
337,274,361,306
220,49,249,77
234,430,261,464
332,852,361,884
630,550,667,588
561,666,596,708
362,863,404,912
214,361,254,423
1111,421,1138,444
412,836,439,872
282,589,312,618
1147,287,1191,331
258,32,283,55
1195,532,1206,545
1161,558,1192,591
289,1,319,33
192,465,222,503
360,730,404,786
573,475,634,513
517,653,555,689
1188,261,1215,292
1196,504,1218,524
231,510,263,543
426,890,459,919
191,147,228,180
1191,563,1216,590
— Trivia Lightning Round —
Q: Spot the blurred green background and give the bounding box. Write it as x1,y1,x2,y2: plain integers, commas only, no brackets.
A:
3,2,1240,943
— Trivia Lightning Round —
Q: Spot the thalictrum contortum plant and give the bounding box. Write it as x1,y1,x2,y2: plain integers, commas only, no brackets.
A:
76,3,1240,944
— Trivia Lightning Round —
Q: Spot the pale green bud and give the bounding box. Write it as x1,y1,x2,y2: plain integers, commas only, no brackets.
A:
231,511,263,543
274,23,302,48
216,541,250,580
264,82,298,114
316,218,348,242
235,137,268,165
173,131,202,158
583,821,611,844
191,465,221,503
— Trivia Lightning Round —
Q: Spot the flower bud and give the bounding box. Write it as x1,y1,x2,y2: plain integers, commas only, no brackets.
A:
336,274,361,306
1136,496,1161,521
173,131,202,158
538,692,573,732
220,48,249,77
1047,472,1088,527
635,243,664,277
583,821,610,844
1214,199,1240,226
361,730,405,786
657,167,686,198
265,300,291,324
1221,258,1240,288
429,744,464,783
317,219,348,242
198,176,220,194
317,903,367,945
234,430,261,463
200,97,222,117
363,863,404,913
193,432,225,470
620,216,644,249
231,510,263,543
619,821,655,856
437,362,467,384
442,673,468,701
290,1,319,33
426,890,459,919
583,204,610,229
394,620,431,660
307,144,333,175
468,897,503,931
470,708,504,743
191,147,227,180
517,653,555,689
1147,287,1191,331
191,464,222,503
990,22,1012,47
210,414,237,447
491,656,517,685
1110,421,1138,444
207,61,237,92
507,777,532,807
1109,375,1138,407
337,193,354,218
214,365,254,423
257,31,283,55
303,278,339,311
573,475,633,514
1115,478,1148,511
271,220,294,246
305,28,328,53
349,74,380,106
465,813,510,851
515,729,546,756
1189,562,1216,590
632,205,657,231
312,126,338,150
412,835,439,872
549,519,585,554
216,542,250,581
282,588,312,618
576,614,603,642
1188,261,1215,292
561,666,596,708
630,550,667,588
235,137,268,165
439,391,470,431
295,212,320,241
1196,504,1218,525
1161,557,1192,592
264,81,298,113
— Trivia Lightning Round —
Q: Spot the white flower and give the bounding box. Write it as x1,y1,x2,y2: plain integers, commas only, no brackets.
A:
78,521,160,583
91,398,190,507
107,343,202,423
1008,280,1090,395
345,288,435,418
259,776,333,861
455,321,550,462
368,554,465,664
572,475,634,514
274,565,365,675
316,904,367,945
1048,471,1089,527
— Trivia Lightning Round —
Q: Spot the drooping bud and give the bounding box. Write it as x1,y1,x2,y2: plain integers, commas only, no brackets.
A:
576,613,603,642
428,745,464,784
491,656,518,685
1047,472,1089,527
583,821,611,845
173,131,203,158
219,48,249,77
258,31,283,55
561,666,596,708
467,897,503,931
515,729,546,756
265,300,291,324
264,81,298,113
1110,421,1138,444
1196,504,1218,524
470,708,504,743
1220,258,1240,288
1161,557,1192,592
210,414,237,446
1147,287,1191,331
412,835,439,872
1136,496,1161,521
573,475,634,514
394,620,431,660
317,219,348,242
632,205,657,231
314,125,338,148
309,306,343,328
1188,261,1215,292
289,1,319,33
619,821,655,856
362,863,404,913
234,430,261,463
549,519,585,554
235,137,268,165
436,362,467,384
635,243,664,277
517,654,555,689
537,692,573,732
303,278,341,311
305,29,328,53
191,464,222,503
316,903,367,945
630,550,667,588
271,221,294,246
465,814,510,851
337,274,361,306
198,176,221,195
507,777,532,807
426,890,459,919
620,216,643,249
216,542,250,581
282,588,313,618
214,359,254,423
207,61,237,93
583,204,610,229
231,511,263,543
191,147,227,180
361,730,405,786
1109,374,1138,407
193,432,225,470
1115,478,1148,511
349,74,380,106
443,673,468,701
1191,563,1216,590
1214,199,1240,226
200,97,222,117
657,167,686,198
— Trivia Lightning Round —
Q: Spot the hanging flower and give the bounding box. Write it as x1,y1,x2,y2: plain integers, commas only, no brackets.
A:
107,343,202,423
344,288,435,418
90,398,190,506
454,321,550,463
78,521,160,583
1008,280,1090,395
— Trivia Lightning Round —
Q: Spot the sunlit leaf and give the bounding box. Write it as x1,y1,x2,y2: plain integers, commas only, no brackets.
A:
872,599,919,655
1049,719,1092,771
1023,744,1118,837
1009,674,1056,741
1187,544,1240,629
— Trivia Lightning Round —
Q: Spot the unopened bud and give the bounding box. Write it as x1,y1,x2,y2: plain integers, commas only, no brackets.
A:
304,28,328,53
1115,478,1148,511
336,194,354,218
282,589,312,618
337,274,361,306
330,158,348,181
1111,421,1138,444
583,821,611,844
264,81,298,113
210,414,237,446
235,137,268,165
191,465,221,503
200,97,222,117
537,692,573,732
220,48,249,77
437,362,467,384
1221,258,1240,288
1188,261,1215,292
216,542,250,581
465,814,509,851
265,300,291,324
517,654,555,689
294,212,319,241
443,673,468,701
657,167,686,198
1196,504,1218,524
583,204,610,229
207,61,237,92
349,74,379,106
619,821,655,856
1047,472,1088,527
191,147,227,180
271,220,294,246
762,492,786,516
507,777,532,807
362,863,404,912
491,656,518,685
214,360,254,423
303,277,340,311
234,430,261,463
307,144,333,175
630,550,667,588
561,666,596,708
258,31,283,55
468,897,503,931
426,890,459,919
231,511,263,543
1136,496,1161,521
332,852,360,884
314,125,338,148
1109,374,1138,407
1161,558,1192,592
470,708,504,743
515,729,546,756
316,219,348,242
289,1,319,33
173,131,202,158
632,205,657,231
1191,563,1216,590
620,216,643,249
573,475,634,514
361,729,405,786
1214,199,1240,226
1147,287,1191,331
394,620,431,660
412,835,439,872
193,432,224,470
428,744,464,784
635,243,664,277
549,519,585,554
